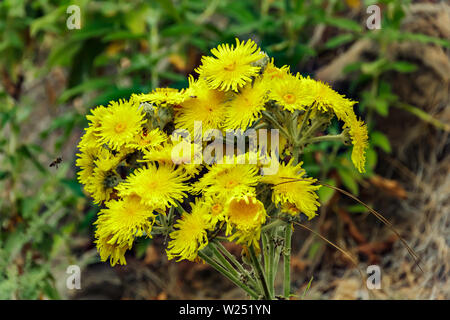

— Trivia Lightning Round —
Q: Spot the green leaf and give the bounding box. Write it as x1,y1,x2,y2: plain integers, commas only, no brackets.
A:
317,178,336,204
347,204,368,213
371,131,391,153
374,98,389,116
324,17,362,32
17,145,46,173
58,77,112,102
161,24,201,37
324,33,355,49
308,242,322,260
337,168,359,196
30,7,66,36
366,147,378,170
361,58,388,75
389,61,417,73
60,178,84,197
0,170,10,180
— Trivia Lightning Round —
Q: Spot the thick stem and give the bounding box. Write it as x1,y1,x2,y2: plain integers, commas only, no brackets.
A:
213,240,259,289
306,134,345,144
283,223,293,299
266,228,275,297
210,243,240,278
272,225,284,294
261,218,285,232
198,251,259,299
261,110,291,139
248,245,272,300
262,231,269,274
297,106,313,140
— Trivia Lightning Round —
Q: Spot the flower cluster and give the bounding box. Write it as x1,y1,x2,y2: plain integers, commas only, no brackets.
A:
76,38,368,266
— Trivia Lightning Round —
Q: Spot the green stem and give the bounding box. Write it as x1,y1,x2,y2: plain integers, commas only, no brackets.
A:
266,228,275,297
297,106,313,140
261,110,291,139
210,243,240,278
395,102,450,132
198,251,259,299
261,218,285,233
248,245,272,300
283,223,293,299
262,232,269,274
272,225,284,295
214,241,259,289
306,134,345,144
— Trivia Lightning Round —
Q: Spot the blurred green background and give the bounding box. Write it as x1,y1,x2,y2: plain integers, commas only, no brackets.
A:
0,0,448,299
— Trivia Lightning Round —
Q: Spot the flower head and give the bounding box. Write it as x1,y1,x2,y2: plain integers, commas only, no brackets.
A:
193,158,260,199
83,149,124,204
95,194,156,248
131,88,187,107
95,235,129,266
128,128,168,152
166,200,215,261
262,58,290,81
98,99,146,150
196,38,264,92
261,160,320,220
175,77,228,135
269,73,308,112
76,146,99,186
225,194,267,248
346,116,368,173
116,164,189,210
225,78,268,130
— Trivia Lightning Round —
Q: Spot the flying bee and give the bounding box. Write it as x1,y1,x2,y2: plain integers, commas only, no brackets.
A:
49,157,62,169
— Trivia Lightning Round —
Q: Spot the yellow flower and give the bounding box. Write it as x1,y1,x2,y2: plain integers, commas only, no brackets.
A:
78,127,102,150
141,139,203,177
179,162,203,178
196,38,264,92
301,77,356,114
95,195,156,248
95,235,129,266
345,115,368,173
86,105,110,129
175,77,228,135
193,158,260,199
84,149,124,204
262,58,290,81
128,128,168,152
98,99,146,150
269,73,308,112
261,160,320,220
225,78,268,130
76,147,98,186
166,200,214,261
225,194,267,248
203,196,227,226
142,141,174,164
116,164,189,209
131,88,187,107
302,78,368,173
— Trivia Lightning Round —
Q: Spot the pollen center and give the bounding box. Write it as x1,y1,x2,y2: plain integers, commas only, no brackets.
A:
148,181,159,189
224,61,237,71
228,199,259,225
212,203,223,215
283,93,296,104
115,122,127,133
225,180,237,188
